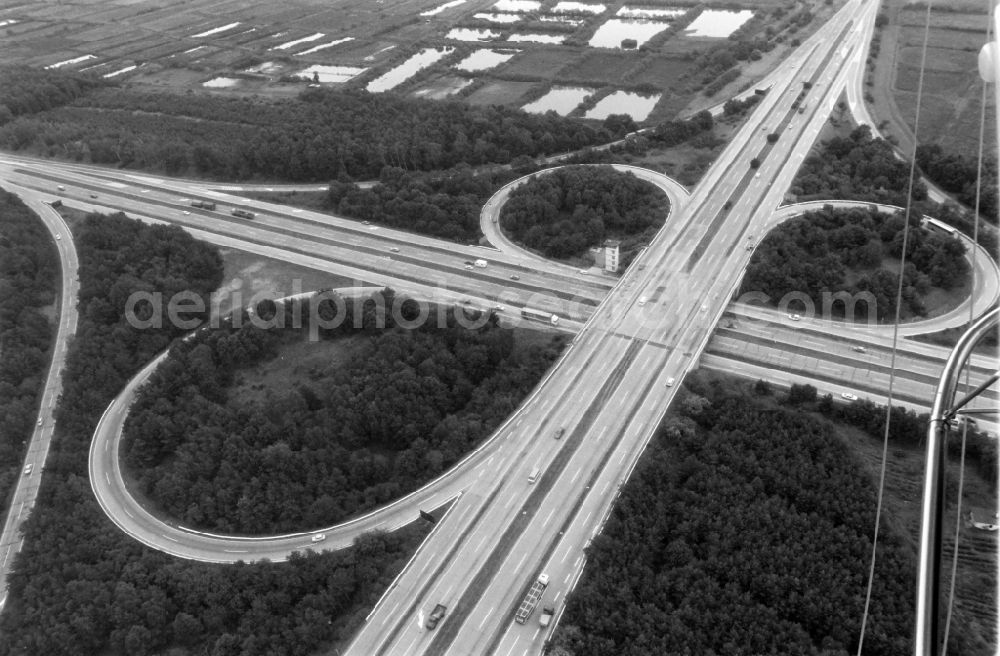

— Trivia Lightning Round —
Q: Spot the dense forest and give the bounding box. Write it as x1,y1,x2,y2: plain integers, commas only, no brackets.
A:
0,213,427,656
123,291,565,533
916,144,998,224
547,373,923,656
0,65,104,124
499,165,669,264
327,164,511,245
0,189,59,511
790,125,927,206
740,205,969,321
0,83,621,181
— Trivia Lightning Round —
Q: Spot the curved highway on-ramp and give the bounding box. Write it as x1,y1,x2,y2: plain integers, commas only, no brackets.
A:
480,164,690,270
0,184,80,609
85,194,1000,564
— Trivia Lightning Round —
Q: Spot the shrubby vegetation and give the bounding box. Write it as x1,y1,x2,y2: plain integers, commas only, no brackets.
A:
741,205,968,321
124,291,565,534
791,125,927,205
916,144,998,224
0,213,427,656
499,165,669,264
0,189,59,505
0,86,621,181
548,373,921,656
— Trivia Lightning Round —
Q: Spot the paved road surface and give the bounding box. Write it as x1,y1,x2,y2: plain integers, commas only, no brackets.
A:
0,185,79,610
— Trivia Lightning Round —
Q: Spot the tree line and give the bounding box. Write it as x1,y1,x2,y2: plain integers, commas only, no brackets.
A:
0,212,428,656
0,85,625,181
547,371,926,656
499,165,669,263
123,290,565,534
0,189,59,515
740,205,969,321
916,143,998,224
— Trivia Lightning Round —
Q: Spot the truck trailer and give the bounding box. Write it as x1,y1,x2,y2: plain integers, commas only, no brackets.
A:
514,573,549,624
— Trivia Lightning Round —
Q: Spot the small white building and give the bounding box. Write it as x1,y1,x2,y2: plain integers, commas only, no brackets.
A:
604,239,620,273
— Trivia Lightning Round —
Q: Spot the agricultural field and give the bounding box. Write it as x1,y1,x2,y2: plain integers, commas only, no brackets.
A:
0,0,840,124
868,0,995,156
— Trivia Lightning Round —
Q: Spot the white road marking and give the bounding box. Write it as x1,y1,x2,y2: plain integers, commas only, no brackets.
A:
105,472,110,484
601,480,611,495
223,549,248,553
554,590,562,602
502,641,518,656
475,534,489,553
570,467,581,483
124,508,134,519
542,508,555,527
583,510,592,524
478,605,495,629
163,534,178,542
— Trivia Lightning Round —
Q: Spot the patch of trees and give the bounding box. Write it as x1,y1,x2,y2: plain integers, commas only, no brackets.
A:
0,213,435,656
648,110,714,148
0,189,59,507
499,165,669,263
723,93,762,116
740,205,969,321
0,87,622,181
327,164,513,244
0,65,103,125
791,125,928,205
123,290,565,533
548,374,920,656
916,144,998,224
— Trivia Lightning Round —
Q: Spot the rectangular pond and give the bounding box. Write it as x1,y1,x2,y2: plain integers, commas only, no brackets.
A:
421,0,467,16
296,64,367,84
366,47,455,93
522,86,594,115
508,33,566,44
616,6,685,19
446,28,501,42
272,33,324,51
191,22,240,38
492,0,542,12
455,49,519,72
45,54,96,69
473,12,523,23
295,37,354,56
552,2,606,14
588,17,671,48
684,9,754,37
584,90,660,121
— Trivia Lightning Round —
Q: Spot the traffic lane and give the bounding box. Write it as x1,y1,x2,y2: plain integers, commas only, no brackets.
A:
447,340,675,655
480,341,685,656
361,334,636,656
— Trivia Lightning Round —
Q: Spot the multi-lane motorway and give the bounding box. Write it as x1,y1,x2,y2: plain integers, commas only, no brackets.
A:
0,0,996,652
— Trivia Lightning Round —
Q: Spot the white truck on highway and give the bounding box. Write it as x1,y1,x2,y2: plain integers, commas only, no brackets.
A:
539,606,554,628
474,259,488,268
514,573,549,624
